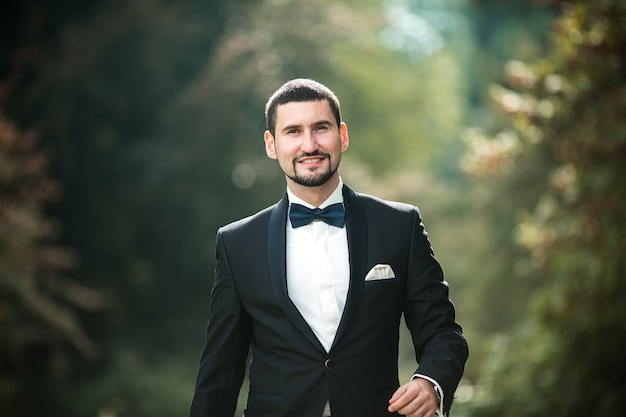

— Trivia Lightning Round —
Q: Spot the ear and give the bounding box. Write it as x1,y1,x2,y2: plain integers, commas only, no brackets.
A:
340,122,349,152
264,130,278,159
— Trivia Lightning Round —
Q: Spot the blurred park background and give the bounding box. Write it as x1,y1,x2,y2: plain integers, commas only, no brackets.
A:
1,0,625,416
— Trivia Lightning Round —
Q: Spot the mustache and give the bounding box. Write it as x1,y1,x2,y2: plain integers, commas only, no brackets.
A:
294,151,331,160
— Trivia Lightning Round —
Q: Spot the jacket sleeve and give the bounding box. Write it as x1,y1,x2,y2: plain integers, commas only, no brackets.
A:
403,208,468,414
189,229,251,417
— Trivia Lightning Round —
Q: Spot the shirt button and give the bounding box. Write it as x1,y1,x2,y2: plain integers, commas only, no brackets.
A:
325,359,335,369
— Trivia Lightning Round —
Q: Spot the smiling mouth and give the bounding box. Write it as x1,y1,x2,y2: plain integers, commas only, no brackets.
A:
298,156,325,165
296,152,329,166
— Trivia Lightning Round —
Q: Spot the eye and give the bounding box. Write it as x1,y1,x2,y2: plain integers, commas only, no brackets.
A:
315,125,328,131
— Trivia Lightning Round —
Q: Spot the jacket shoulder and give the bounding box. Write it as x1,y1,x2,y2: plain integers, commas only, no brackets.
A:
354,191,417,215
220,204,276,235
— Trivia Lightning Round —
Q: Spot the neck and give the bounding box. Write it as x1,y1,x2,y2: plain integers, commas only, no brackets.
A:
286,175,340,207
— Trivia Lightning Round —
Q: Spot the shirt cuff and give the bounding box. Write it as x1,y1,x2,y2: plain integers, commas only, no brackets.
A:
411,374,444,417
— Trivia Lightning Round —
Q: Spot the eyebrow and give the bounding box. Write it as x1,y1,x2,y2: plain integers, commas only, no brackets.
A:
280,119,334,133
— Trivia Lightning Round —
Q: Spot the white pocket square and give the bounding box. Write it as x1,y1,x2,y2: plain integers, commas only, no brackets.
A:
365,264,396,281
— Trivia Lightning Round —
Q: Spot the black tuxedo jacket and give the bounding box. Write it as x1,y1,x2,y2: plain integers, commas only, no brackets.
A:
190,185,468,417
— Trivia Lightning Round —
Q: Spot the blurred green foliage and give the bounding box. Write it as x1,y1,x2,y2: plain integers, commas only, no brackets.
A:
461,1,626,416
1,0,624,416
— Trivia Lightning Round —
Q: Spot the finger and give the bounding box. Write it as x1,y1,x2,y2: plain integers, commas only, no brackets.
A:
388,385,408,411
394,388,437,417
388,387,421,414
399,400,436,417
389,384,406,403
410,395,437,417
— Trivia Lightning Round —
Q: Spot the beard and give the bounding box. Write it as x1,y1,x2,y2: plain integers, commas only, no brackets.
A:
286,151,339,187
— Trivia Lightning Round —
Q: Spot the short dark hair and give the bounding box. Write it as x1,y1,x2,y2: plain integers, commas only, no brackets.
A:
265,79,342,136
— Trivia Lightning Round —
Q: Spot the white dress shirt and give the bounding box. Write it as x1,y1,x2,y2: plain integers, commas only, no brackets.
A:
286,180,349,353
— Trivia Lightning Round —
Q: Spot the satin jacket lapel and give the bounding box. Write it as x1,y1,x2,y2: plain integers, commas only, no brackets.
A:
331,186,367,350
267,194,326,352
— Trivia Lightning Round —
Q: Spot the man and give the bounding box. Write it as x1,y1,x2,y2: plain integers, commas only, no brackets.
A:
190,79,468,417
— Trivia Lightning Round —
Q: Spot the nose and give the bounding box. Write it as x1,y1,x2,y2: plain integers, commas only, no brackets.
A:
300,130,319,153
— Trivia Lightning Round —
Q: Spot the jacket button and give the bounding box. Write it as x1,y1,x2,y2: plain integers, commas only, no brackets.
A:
325,359,335,369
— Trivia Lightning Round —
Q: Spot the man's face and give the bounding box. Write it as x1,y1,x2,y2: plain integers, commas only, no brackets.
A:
265,100,349,189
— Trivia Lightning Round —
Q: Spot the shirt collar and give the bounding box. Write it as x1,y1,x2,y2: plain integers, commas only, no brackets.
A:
287,178,344,209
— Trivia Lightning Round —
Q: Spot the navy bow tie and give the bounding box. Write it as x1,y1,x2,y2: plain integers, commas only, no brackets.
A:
289,203,345,228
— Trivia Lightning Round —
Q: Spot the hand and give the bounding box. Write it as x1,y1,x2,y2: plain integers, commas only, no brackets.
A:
388,378,438,417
